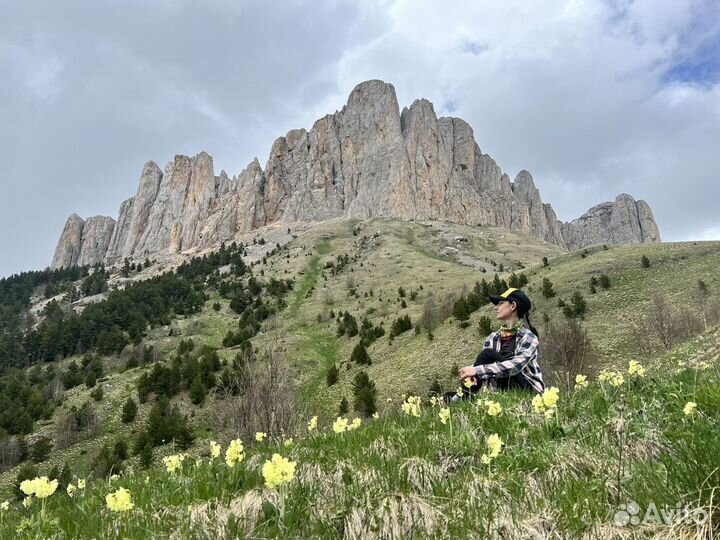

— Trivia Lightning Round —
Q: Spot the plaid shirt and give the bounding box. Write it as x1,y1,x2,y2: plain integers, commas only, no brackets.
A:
474,327,545,393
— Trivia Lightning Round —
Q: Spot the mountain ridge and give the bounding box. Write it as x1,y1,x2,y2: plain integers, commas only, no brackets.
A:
51,80,660,269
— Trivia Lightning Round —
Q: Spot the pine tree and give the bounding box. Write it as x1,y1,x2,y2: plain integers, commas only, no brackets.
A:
452,298,470,322
326,364,339,386
189,376,206,405
139,443,153,468
121,397,137,423
351,341,372,366
599,273,611,289
478,316,493,337
641,255,650,268
570,291,587,319
541,277,556,298
352,371,377,416
542,256,549,267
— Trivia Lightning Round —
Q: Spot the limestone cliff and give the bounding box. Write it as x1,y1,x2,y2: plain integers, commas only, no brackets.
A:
50,80,661,269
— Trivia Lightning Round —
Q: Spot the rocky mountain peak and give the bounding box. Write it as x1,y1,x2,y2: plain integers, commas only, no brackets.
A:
50,80,661,269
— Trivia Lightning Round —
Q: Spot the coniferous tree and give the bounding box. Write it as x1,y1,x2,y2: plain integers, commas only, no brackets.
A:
121,397,137,423
352,371,378,416
326,364,339,386
351,341,372,366
478,316,493,337
541,277,556,299
189,376,206,405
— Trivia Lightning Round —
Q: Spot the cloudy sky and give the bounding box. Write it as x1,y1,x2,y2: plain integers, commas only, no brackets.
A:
1,0,719,277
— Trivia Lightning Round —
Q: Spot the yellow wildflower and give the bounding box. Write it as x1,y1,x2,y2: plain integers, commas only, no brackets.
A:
67,484,77,497
532,388,559,416
225,438,245,468
255,432,267,442
333,417,348,433
372,412,380,420
0,501,8,511
20,477,58,499
456,387,464,398
532,394,544,413
210,440,221,459
487,433,503,458
162,454,185,474
105,487,134,512
22,497,32,508
438,407,450,425
77,479,86,490
429,396,440,408
683,402,697,417
262,453,297,489
481,433,504,464
485,400,502,416
542,387,560,409
628,360,646,377
348,418,362,431
598,369,625,387
575,374,588,389
307,416,318,432
463,378,475,388
401,396,422,417
283,438,294,447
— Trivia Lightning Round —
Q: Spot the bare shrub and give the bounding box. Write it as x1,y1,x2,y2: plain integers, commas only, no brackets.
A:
212,343,299,441
707,297,720,328
0,436,24,472
541,318,594,389
646,294,683,351
674,307,703,340
438,292,457,322
421,293,437,331
55,412,79,449
44,374,65,401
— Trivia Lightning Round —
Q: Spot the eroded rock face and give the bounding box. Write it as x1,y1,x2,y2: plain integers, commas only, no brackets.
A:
76,216,116,267
50,80,661,269
52,214,85,269
560,194,660,250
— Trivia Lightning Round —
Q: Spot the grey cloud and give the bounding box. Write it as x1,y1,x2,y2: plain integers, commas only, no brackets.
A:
0,0,387,277
1,0,718,277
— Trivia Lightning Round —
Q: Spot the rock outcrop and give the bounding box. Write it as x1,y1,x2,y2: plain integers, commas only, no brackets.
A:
51,214,86,269
50,80,661,269
76,216,116,267
560,194,662,250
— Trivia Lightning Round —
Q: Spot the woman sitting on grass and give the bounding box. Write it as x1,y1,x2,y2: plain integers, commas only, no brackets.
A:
447,288,544,402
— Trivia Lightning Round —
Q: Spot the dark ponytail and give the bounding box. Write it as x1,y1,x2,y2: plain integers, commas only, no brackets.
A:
524,312,539,338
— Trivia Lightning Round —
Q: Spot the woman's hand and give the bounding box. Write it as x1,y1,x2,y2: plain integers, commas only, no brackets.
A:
459,366,476,379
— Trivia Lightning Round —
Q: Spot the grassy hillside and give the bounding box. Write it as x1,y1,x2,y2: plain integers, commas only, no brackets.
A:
1,218,719,538
0,336,717,539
